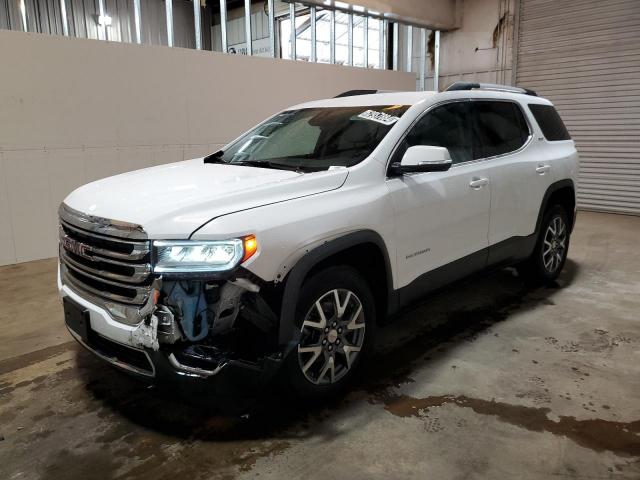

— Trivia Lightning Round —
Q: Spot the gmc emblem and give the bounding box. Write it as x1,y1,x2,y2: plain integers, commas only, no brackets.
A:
62,236,92,260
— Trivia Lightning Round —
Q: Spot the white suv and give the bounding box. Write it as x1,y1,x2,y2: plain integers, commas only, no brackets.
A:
58,83,578,400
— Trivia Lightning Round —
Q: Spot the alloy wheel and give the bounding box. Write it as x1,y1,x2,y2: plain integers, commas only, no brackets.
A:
297,289,366,385
542,215,567,274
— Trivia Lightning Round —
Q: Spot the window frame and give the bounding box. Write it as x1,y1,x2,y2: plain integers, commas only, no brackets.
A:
386,98,533,178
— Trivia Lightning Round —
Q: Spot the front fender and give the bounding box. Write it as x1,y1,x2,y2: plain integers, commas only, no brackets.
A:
277,230,396,349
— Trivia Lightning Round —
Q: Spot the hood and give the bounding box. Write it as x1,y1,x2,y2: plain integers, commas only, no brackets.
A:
63,158,349,238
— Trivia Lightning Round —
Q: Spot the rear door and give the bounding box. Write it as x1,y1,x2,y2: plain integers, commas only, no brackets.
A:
471,100,551,262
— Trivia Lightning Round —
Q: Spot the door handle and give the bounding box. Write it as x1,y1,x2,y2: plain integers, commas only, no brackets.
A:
469,177,489,189
536,164,551,174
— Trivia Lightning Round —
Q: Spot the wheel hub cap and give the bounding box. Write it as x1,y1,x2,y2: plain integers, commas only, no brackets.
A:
327,329,338,343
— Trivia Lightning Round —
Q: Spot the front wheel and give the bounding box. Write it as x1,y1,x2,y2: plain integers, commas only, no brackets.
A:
518,205,570,284
284,266,376,399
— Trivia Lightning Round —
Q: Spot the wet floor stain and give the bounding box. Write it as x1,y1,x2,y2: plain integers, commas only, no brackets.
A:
380,393,640,457
0,341,74,376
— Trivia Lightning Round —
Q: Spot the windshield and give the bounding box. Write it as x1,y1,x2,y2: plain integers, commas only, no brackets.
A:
212,105,410,172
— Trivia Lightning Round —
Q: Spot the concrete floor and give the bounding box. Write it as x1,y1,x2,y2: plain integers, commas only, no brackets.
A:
0,211,639,480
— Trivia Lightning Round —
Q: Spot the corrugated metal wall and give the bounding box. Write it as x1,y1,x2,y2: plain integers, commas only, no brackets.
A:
516,0,640,215
0,0,200,49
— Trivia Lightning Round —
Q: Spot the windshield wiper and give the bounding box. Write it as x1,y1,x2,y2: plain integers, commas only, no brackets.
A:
231,160,305,172
205,153,320,173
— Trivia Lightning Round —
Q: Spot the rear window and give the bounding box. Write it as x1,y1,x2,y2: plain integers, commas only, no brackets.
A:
528,104,571,141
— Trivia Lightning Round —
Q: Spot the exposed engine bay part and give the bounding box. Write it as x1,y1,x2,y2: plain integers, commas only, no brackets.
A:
155,305,182,344
158,276,265,344
230,277,260,293
164,281,209,342
210,282,245,335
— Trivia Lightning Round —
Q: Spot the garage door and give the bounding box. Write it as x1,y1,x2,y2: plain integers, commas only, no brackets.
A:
516,0,640,215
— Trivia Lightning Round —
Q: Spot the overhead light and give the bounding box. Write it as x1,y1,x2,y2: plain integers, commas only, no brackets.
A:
97,14,112,26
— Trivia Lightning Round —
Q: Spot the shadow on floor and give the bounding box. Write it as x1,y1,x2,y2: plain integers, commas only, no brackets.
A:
74,260,580,442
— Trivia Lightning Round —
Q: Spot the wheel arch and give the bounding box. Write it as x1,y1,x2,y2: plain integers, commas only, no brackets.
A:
535,179,576,236
278,230,396,348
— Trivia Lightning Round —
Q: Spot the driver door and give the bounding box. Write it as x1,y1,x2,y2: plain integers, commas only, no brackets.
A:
386,101,491,302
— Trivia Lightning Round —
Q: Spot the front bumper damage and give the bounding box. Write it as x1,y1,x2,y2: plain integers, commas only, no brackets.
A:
58,264,288,399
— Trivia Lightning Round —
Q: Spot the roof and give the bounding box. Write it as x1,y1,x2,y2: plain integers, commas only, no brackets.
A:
290,89,553,111
290,91,438,109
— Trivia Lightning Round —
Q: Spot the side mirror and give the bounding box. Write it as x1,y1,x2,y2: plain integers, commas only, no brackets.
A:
391,145,452,174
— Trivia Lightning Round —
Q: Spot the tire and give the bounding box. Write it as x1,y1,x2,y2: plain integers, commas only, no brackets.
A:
517,204,570,285
283,266,376,400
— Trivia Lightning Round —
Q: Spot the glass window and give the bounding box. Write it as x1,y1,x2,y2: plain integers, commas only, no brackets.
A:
281,10,382,67
472,101,530,159
217,105,409,171
528,104,571,141
393,102,473,165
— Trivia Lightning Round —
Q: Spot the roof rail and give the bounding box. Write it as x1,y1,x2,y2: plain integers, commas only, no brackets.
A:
445,82,537,97
334,89,380,98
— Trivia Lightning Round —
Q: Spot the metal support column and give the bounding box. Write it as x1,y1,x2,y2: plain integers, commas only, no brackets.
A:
165,0,173,47
419,28,426,90
60,0,69,35
244,0,252,55
330,10,335,64
19,0,27,32
406,25,412,72
98,0,107,40
289,2,296,60
310,6,317,62
268,0,275,57
219,0,228,53
363,16,368,68
133,0,142,44
379,19,385,69
193,0,202,49
347,13,353,66
434,30,441,91
392,22,399,70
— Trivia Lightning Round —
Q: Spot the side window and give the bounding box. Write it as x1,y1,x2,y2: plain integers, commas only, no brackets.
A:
528,104,571,141
393,102,473,165
472,101,530,159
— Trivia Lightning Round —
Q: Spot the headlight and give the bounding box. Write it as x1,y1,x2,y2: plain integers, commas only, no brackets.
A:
153,239,250,274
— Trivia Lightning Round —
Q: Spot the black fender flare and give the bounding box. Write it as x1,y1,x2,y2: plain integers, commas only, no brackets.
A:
277,230,396,348
534,179,576,236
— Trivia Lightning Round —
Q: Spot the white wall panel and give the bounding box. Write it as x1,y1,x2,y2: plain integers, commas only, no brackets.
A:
183,144,213,160
0,153,16,265
151,145,184,167
3,150,58,263
118,146,154,171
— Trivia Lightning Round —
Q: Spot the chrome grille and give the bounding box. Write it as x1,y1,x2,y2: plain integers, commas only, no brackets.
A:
59,204,153,324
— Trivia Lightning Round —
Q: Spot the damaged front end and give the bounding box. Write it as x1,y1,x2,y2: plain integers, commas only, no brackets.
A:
59,204,289,399
130,270,286,393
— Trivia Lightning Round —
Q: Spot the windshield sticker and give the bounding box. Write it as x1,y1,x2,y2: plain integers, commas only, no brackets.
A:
357,109,401,126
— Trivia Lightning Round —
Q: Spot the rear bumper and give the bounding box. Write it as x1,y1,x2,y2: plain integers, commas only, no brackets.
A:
58,265,284,397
